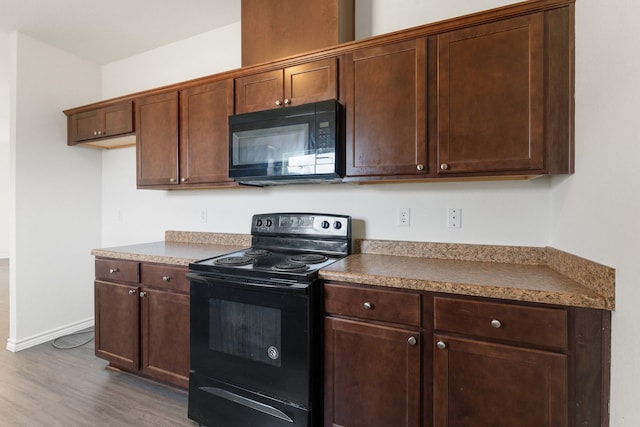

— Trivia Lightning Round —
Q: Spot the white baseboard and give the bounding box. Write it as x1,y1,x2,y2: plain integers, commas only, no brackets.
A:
6,317,95,352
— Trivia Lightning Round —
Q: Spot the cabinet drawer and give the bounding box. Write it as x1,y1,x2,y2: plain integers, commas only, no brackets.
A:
95,259,140,284
324,283,421,327
141,264,189,293
434,296,568,351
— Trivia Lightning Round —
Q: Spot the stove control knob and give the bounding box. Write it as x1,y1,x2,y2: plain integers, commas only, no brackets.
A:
321,220,330,229
265,219,273,227
256,219,263,227
333,221,342,230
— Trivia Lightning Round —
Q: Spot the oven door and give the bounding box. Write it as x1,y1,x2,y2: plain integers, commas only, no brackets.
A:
189,273,316,406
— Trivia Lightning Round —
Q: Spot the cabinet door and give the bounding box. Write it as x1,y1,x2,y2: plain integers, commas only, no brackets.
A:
140,289,190,388
436,14,545,175
284,58,338,107
94,280,140,371
324,317,421,427
433,334,567,427
136,92,179,187
102,101,134,138
180,80,235,185
71,109,102,142
342,39,427,177
235,69,284,114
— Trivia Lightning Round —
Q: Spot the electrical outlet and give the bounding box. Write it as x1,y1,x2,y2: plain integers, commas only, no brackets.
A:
397,208,410,226
447,208,462,228
200,209,208,223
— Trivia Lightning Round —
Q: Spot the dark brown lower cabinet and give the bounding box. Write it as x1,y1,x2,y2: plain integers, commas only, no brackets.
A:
433,334,567,427
324,317,421,427
140,289,190,388
94,259,189,389
324,283,610,427
95,280,140,370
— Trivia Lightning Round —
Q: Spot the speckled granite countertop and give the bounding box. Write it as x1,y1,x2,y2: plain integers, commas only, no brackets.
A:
92,232,615,311
91,231,250,266
319,240,615,311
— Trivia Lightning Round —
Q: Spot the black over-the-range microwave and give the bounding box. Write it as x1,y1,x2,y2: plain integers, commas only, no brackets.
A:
228,99,344,186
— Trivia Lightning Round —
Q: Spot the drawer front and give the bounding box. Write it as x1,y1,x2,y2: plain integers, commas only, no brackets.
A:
95,259,140,284
324,283,421,327
141,263,189,293
434,296,568,351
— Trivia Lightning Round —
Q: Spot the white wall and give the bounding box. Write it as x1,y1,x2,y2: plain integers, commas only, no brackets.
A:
549,0,640,424
0,32,10,259
8,33,102,349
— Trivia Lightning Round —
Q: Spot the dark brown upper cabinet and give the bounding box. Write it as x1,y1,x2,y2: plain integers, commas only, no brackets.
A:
67,100,134,148
235,58,338,114
136,80,236,189
341,39,428,179
179,80,235,186
136,92,180,188
433,8,573,177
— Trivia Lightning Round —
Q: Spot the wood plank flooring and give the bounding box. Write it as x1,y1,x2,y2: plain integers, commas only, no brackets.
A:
0,259,197,426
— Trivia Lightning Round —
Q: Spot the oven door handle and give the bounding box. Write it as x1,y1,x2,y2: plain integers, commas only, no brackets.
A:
200,387,294,423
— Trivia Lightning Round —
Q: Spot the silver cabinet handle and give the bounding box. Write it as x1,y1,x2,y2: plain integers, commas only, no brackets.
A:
491,319,502,329
139,291,147,298
408,336,417,345
162,276,171,282
363,302,373,310
128,289,136,295
275,100,282,106
416,164,424,171
169,178,176,183
109,268,119,274
436,340,446,350
440,163,449,171
181,177,188,183
283,98,290,105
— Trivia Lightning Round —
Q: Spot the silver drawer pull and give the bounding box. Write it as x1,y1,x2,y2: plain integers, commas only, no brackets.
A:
128,289,136,295
363,302,373,310
408,336,417,346
491,319,502,329
436,340,446,350
162,276,171,282
109,268,119,274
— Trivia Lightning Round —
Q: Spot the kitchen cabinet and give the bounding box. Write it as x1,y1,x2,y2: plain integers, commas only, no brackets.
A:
235,57,338,114
341,38,428,178
67,100,134,146
66,0,574,184
324,283,422,427
136,80,235,189
433,9,573,176
136,92,179,187
179,80,235,186
94,258,190,388
432,296,568,426
324,283,610,427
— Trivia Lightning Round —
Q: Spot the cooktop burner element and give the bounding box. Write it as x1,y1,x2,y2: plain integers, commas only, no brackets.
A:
273,261,309,272
214,256,253,266
290,254,328,264
245,249,271,257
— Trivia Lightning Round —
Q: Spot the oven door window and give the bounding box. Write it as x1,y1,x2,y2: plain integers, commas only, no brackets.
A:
209,299,282,367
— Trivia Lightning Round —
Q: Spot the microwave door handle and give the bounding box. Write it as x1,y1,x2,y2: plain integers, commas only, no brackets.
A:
200,387,294,423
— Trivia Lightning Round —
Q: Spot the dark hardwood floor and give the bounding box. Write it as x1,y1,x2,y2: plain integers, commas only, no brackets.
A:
0,259,196,426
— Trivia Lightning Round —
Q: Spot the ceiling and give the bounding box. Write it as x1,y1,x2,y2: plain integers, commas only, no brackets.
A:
0,0,241,64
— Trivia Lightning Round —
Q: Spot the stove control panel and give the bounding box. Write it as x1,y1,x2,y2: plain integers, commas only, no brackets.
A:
252,213,350,238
